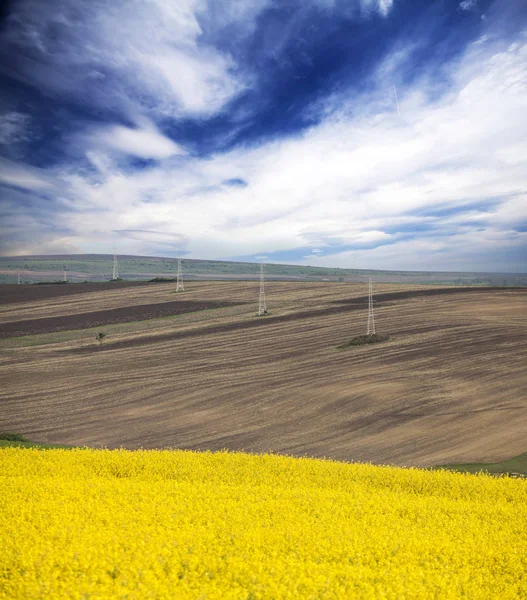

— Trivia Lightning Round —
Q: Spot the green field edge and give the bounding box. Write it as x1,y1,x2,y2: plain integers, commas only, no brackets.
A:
432,452,527,477
0,439,77,450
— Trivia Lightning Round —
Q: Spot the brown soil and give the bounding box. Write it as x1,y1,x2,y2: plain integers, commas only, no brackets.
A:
0,282,525,468
0,281,154,305
0,286,515,340
0,300,244,338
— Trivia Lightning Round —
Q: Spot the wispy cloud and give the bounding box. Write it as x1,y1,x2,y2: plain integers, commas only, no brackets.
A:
0,0,525,271
1,0,248,119
0,160,53,191
459,0,478,12
0,0,397,122
62,32,526,267
87,122,186,160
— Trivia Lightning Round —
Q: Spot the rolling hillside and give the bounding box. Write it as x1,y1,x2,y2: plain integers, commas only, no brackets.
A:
1,254,525,286
1,281,525,467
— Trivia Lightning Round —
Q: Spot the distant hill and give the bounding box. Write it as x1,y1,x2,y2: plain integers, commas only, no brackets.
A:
0,254,525,286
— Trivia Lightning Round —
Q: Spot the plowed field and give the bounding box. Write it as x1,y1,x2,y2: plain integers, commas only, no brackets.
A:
0,281,525,467
0,300,244,338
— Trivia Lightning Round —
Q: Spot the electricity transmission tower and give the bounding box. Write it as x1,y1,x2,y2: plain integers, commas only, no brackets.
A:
176,257,184,292
112,250,119,280
258,262,267,316
367,277,375,335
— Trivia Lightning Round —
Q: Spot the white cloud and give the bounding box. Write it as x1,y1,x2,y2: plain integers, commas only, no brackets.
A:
2,16,526,272
0,234,79,256
88,123,186,159
459,0,478,12
1,0,248,119
142,48,243,117
317,0,394,17
301,229,527,272
75,36,526,268
0,160,51,190
361,0,394,17
0,0,396,122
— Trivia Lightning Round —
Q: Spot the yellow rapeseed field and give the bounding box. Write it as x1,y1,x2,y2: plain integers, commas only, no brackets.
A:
1,448,526,599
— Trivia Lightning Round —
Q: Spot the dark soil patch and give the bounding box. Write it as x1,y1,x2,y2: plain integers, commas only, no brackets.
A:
0,300,245,338
0,281,156,305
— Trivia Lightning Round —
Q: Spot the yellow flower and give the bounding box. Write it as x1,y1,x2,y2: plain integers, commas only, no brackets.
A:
1,448,526,599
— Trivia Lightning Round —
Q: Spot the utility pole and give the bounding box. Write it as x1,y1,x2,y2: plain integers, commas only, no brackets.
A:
367,277,375,336
17,270,20,284
63,269,67,283
258,262,267,316
112,249,119,280
176,257,184,292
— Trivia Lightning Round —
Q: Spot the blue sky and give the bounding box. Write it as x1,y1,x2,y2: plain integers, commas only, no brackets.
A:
0,0,526,272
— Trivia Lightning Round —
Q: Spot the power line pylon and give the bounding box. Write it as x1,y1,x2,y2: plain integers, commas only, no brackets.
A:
258,262,267,316
112,249,119,280
367,277,375,336
176,257,184,292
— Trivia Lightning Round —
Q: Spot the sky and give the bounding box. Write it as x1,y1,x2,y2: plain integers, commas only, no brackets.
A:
0,0,526,272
